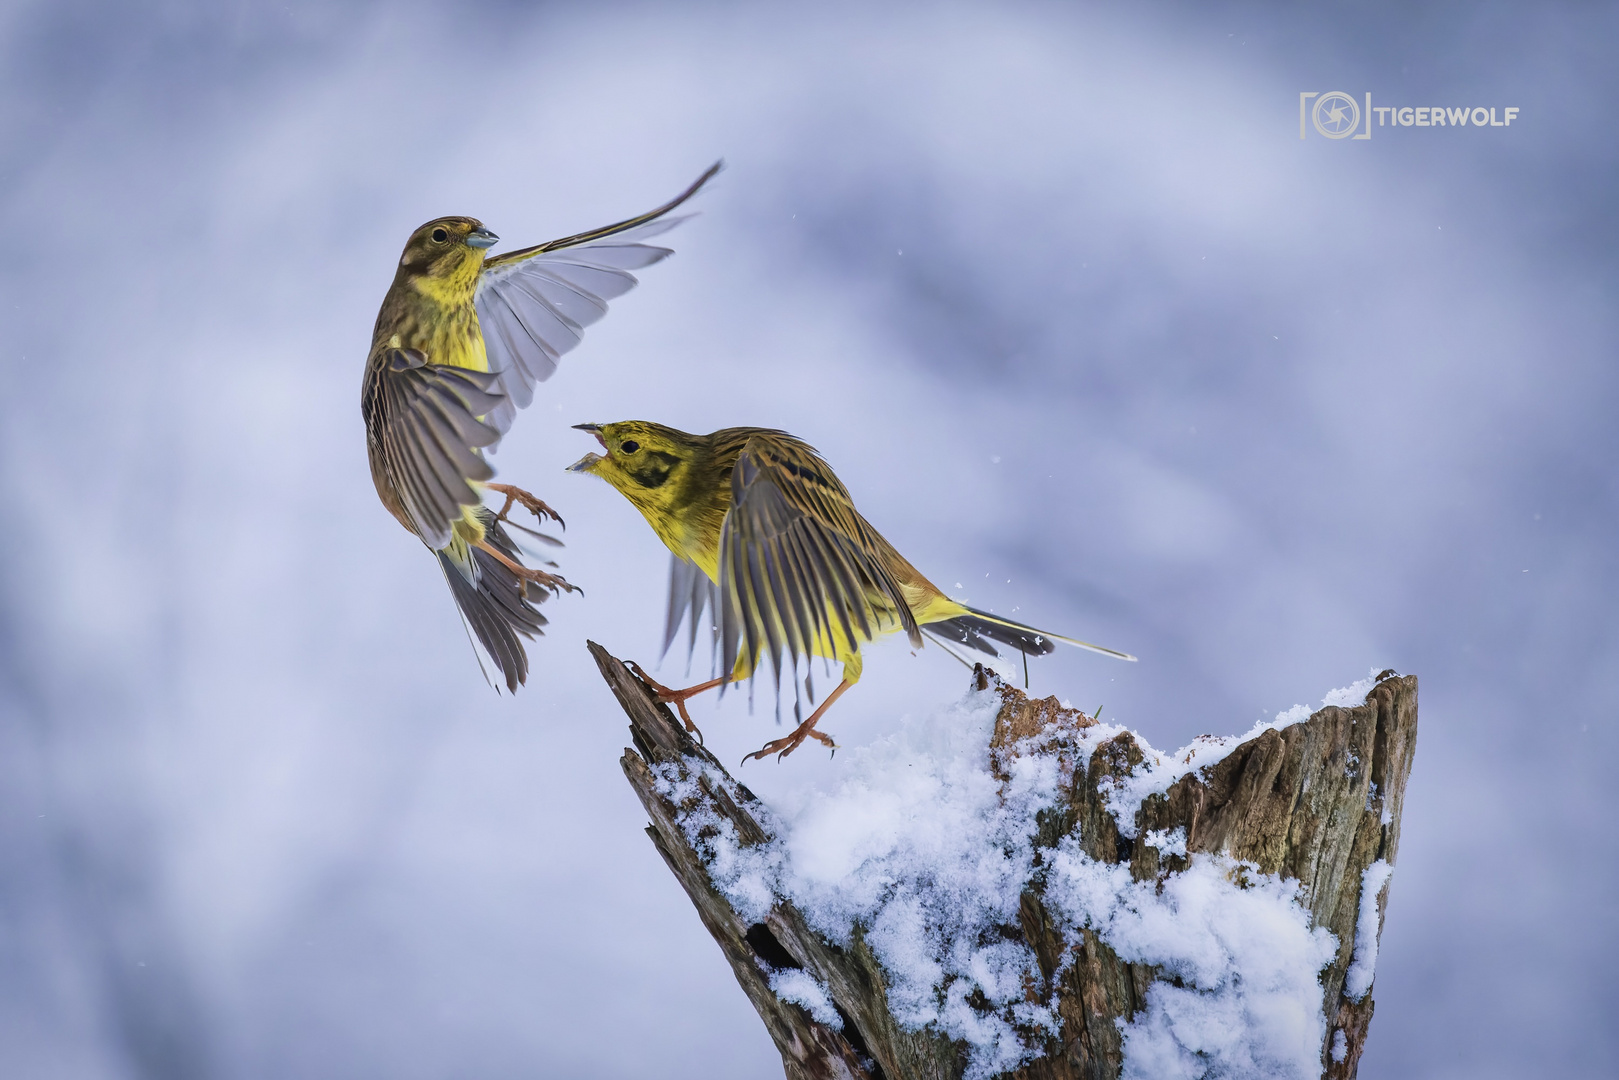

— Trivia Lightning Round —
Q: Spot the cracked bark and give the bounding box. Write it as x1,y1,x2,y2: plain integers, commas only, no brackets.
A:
589,641,1416,1080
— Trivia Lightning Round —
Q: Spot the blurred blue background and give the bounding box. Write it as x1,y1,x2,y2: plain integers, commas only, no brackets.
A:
1,2,1613,1076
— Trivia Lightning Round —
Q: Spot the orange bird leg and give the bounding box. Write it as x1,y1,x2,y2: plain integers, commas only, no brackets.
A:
472,537,576,595
627,662,731,743
742,678,852,765
486,482,565,529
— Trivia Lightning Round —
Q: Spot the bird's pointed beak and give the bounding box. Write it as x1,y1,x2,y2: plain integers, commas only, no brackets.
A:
567,452,603,474
572,422,608,449
466,227,499,249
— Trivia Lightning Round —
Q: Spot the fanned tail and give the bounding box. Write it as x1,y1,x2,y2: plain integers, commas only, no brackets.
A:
437,508,552,692
924,604,1136,662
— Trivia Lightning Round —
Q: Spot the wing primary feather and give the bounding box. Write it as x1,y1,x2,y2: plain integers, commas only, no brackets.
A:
871,555,924,647
797,525,861,654
683,569,709,676
772,532,821,717
377,362,510,547
415,387,495,479
522,160,722,256
695,571,719,677
820,531,875,643
484,291,560,390
663,556,713,666
471,165,719,437
519,267,610,327
745,541,784,693
719,536,743,691
662,557,689,661
382,377,456,546
785,530,838,664
509,275,587,336
546,244,670,275
395,403,466,521
760,536,801,703
774,530,817,667
737,541,767,692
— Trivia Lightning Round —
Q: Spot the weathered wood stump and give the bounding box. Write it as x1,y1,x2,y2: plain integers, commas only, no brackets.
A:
589,641,1417,1080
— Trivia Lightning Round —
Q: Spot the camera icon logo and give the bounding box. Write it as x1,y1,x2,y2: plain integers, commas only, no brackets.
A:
1312,92,1360,139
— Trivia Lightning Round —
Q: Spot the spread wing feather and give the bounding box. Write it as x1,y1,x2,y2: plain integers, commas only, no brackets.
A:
663,554,720,673
475,162,721,434
716,435,921,689
366,347,504,549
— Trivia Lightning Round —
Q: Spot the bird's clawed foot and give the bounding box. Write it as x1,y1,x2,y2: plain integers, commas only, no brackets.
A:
627,663,727,745
742,718,838,765
487,483,565,530
741,676,851,764
472,538,578,596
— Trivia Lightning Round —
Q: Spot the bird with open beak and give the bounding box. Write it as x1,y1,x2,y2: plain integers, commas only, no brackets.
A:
568,420,1134,761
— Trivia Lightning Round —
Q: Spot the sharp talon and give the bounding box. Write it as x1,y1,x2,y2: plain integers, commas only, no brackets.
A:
487,483,565,529
627,661,719,745
626,661,666,699
473,537,575,597
741,720,833,763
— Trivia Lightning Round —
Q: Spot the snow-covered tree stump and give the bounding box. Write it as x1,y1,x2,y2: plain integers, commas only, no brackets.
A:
588,641,1417,1080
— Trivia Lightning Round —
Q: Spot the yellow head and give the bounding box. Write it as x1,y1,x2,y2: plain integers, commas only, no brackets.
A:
393,216,499,301
568,421,721,561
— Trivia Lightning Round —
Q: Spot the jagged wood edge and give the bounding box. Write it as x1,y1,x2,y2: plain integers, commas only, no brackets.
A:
590,641,892,1080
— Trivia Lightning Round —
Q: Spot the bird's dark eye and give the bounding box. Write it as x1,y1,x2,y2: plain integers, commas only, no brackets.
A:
619,440,640,454
430,228,448,243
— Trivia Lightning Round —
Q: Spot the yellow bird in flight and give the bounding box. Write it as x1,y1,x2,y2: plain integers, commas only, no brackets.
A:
362,164,721,691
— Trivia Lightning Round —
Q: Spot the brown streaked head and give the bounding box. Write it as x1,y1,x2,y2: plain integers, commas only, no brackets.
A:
397,216,499,277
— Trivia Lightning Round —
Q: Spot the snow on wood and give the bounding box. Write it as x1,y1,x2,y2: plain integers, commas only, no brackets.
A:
589,641,1417,1080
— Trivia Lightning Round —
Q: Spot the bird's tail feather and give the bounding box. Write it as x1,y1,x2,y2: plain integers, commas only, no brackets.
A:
925,605,1136,662
437,509,551,692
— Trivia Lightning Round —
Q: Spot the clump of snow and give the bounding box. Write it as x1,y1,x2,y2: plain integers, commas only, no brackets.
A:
770,969,842,1028
1344,859,1394,1001
1331,1029,1349,1063
651,672,1389,1078
1144,827,1188,858
1321,670,1385,708
654,688,1061,1077
1045,847,1338,1080
650,762,781,924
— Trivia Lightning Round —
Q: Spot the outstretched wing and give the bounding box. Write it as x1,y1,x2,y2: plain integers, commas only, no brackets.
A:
716,434,922,690
363,347,505,549
474,161,722,434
